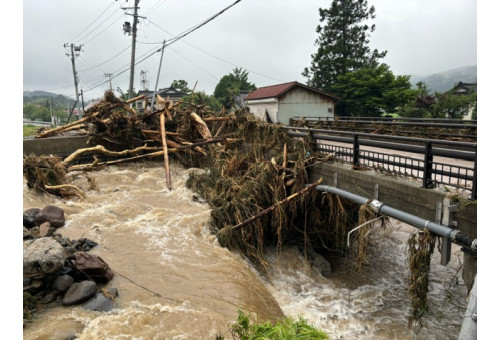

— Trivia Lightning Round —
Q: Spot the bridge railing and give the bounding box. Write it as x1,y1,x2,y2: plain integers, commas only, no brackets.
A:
284,126,477,200
290,116,477,125
289,116,477,142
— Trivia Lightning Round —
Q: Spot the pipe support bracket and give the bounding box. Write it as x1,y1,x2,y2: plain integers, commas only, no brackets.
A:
369,199,384,213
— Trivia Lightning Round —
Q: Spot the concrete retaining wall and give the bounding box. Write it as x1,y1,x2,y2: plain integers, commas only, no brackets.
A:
23,136,91,157
310,161,477,291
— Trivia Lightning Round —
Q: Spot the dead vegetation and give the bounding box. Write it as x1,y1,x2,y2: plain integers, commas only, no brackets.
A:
407,229,436,327
25,90,435,322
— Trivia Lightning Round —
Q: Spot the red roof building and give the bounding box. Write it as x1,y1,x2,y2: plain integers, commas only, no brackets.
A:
245,81,339,125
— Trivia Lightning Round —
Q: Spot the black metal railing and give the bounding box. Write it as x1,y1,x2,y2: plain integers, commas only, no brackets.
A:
284,126,477,200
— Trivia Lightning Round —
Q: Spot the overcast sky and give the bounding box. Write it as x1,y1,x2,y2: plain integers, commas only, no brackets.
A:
22,0,478,101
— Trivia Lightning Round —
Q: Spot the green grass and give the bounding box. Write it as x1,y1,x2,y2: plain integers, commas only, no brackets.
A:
23,125,39,137
226,310,328,340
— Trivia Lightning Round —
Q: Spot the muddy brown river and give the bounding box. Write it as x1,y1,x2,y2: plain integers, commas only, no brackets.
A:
23,161,468,339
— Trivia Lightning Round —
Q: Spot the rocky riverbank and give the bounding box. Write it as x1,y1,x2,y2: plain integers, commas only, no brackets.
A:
23,205,118,326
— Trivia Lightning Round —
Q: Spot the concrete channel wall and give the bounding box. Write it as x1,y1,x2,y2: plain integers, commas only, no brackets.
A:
23,136,477,290
23,136,91,157
309,162,477,291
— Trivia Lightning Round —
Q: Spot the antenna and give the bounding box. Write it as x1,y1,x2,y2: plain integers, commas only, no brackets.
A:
140,70,149,91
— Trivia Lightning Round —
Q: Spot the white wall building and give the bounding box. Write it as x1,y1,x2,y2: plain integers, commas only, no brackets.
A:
245,81,340,125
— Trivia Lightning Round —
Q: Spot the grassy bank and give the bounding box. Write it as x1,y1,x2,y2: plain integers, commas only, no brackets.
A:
23,125,40,137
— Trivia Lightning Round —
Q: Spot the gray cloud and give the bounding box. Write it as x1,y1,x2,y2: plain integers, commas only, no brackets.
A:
23,0,477,100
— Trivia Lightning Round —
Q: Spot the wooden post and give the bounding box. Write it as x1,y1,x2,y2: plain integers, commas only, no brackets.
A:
160,111,172,190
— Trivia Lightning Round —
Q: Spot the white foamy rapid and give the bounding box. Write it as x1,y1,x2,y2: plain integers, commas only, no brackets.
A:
23,162,468,339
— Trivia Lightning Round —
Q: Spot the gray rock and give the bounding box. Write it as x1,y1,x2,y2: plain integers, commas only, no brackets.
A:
81,288,119,312
34,205,65,228
61,280,98,306
54,274,74,292
39,222,54,237
23,238,66,276
309,250,331,276
23,208,41,228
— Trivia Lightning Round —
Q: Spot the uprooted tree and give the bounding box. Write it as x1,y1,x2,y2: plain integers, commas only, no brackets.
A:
24,89,431,326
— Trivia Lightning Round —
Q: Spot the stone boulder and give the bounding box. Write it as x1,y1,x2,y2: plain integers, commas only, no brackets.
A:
54,274,74,292
34,205,65,228
39,222,55,237
81,288,119,312
23,208,41,228
61,280,98,306
23,238,66,276
74,252,114,283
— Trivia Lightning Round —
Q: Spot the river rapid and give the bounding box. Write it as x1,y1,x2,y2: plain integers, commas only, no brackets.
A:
23,161,468,340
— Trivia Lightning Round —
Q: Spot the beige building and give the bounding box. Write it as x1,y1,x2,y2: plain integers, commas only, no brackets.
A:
245,81,340,125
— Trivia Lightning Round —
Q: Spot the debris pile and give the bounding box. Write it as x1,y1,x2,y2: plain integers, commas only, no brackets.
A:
25,90,368,267
26,90,240,195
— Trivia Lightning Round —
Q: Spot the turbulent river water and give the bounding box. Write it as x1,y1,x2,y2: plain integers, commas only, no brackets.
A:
23,161,468,340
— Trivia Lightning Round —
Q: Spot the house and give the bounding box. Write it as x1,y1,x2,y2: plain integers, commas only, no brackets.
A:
84,98,103,112
451,81,477,95
450,81,477,120
136,87,187,111
245,81,340,125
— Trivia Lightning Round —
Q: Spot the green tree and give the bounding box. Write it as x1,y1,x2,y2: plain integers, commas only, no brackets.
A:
432,92,476,119
181,91,223,112
170,79,191,94
303,0,387,107
331,64,417,117
23,104,51,121
398,81,436,118
214,68,256,109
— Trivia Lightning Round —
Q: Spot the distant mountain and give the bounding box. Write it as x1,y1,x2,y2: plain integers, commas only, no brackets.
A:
23,90,65,98
410,65,477,93
23,91,80,107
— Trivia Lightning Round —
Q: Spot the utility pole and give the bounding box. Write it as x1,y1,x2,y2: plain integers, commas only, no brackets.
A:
105,73,113,90
152,40,166,110
125,0,140,100
80,89,85,116
64,43,83,119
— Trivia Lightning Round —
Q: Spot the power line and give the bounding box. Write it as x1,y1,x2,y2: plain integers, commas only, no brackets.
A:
81,7,124,45
143,0,168,16
146,17,284,83
82,0,244,93
69,0,117,42
79,46,131,72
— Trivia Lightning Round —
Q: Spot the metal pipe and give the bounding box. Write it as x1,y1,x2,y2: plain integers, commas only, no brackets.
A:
315,184,477,251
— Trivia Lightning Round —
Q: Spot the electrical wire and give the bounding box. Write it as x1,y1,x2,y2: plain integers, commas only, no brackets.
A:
167,45,219,80
144,0,168,16
79,46,131,72
82,0,244,93
81,7,125,45
69,0,117,43
146,17,284,83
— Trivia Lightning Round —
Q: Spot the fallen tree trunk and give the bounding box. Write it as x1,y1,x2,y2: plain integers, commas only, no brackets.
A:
189,112,213,140
61,144,162,167
125,94,145,104
229,177,323,232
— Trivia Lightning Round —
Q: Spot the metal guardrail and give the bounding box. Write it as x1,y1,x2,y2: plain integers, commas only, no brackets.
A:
284,126,477,200
291,116,477,125
289,116,477,142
